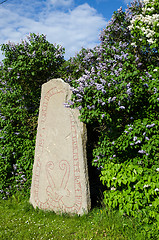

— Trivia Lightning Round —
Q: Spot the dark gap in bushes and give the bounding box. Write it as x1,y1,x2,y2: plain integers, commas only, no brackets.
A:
86,123,106,208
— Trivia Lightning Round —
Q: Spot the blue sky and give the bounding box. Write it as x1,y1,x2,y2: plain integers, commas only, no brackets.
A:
0,0,132,60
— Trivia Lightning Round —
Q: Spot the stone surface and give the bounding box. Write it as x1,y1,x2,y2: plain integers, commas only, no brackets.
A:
30,79,91,215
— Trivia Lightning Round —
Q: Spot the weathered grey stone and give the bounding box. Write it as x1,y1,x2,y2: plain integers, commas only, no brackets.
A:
30,79,91,215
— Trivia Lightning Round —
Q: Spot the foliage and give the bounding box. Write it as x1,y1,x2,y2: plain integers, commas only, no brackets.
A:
0,198,145,240
65,0,159,237
0,33,65,199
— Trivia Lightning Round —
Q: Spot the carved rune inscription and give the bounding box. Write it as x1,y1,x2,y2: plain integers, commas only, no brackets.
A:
30,79,90,215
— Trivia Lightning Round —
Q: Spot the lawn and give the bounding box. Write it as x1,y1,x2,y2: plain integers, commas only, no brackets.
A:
0,197,144,240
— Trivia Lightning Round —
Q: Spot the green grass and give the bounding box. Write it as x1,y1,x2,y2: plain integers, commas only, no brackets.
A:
0,197,144,240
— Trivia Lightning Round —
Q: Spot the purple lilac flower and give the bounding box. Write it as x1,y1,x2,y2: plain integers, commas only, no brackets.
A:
100,79,106,85
95,155,100,162
1,116,6,120
154,87,157,94
143,83,149,88
76,99,82,103
112,97,116,101
135,57,139,62
127,88,132,95
145,72,152,78
102,89,106,94
122,53,129,60
94,159,98,163
91,67,95,73
108,97,111,103
127,83,131,88
140,77,145,81
119,106,125,109
76,93,83,98
14,132,20,135
98,99,102,104
146,123,155,128
78,106,82,110
137,63,142,67
114,70,119,76
96,83,103,91
138,150,146,154
64,103,70,108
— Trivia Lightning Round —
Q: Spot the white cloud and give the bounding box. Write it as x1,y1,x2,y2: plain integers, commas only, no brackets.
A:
50,0,74,8
0,0,106,60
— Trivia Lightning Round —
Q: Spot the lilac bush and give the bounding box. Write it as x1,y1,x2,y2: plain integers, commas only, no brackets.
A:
0,33,65,199
65,1,159,237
